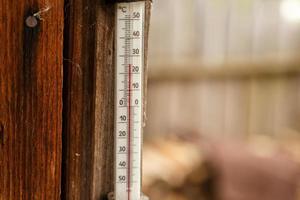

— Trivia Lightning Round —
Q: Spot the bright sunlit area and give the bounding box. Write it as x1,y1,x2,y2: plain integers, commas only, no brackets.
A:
281,0,300,22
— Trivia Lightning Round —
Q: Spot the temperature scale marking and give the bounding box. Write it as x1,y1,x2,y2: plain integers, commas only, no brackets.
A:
115,2,145,200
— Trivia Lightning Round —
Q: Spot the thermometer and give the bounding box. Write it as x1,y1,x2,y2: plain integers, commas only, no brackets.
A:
112,1,148,200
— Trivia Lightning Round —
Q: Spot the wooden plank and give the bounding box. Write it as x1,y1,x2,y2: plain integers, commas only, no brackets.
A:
147,0,176,68
224,0,253,139
0,1,64,199
252,0,280,60
226,0,254,60
224,80,251,139
198,80,225,138
61,0,99,199
273,9,300,137
272,77,300,136
248,0,281,137
93,2,115,199
201,0,229,66
148,57,300,82
145,83,172,137
145,81,202,137
62,0,152,199
248,78,278,136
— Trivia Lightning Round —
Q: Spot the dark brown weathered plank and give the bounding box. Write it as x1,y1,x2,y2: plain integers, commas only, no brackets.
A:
62,0,152,199
0,1,64,199
62,0,114,199
92,2,116,199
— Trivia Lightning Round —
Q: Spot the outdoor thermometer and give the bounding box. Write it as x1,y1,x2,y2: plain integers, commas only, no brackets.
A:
110,1,149,200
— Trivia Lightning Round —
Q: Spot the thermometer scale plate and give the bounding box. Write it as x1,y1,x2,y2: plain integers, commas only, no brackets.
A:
115,2,145,200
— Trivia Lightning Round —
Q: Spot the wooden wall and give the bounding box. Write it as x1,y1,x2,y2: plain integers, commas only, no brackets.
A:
146,0,300,139
0,0,152,199
0,0,64,199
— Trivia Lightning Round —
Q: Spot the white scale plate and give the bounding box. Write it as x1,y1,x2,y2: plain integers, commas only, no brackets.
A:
115,2,145,200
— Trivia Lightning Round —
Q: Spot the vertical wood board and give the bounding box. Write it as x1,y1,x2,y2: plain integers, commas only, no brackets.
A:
0,0,64,199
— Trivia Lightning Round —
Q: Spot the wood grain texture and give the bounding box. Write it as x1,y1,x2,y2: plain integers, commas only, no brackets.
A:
62,0,98,199
92,3,115,199
62,1,152,199
0,0,64,199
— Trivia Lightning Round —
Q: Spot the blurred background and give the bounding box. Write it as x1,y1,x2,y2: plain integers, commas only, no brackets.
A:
142,0,300,199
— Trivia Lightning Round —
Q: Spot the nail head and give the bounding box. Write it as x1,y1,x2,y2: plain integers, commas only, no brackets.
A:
25,16,38,28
